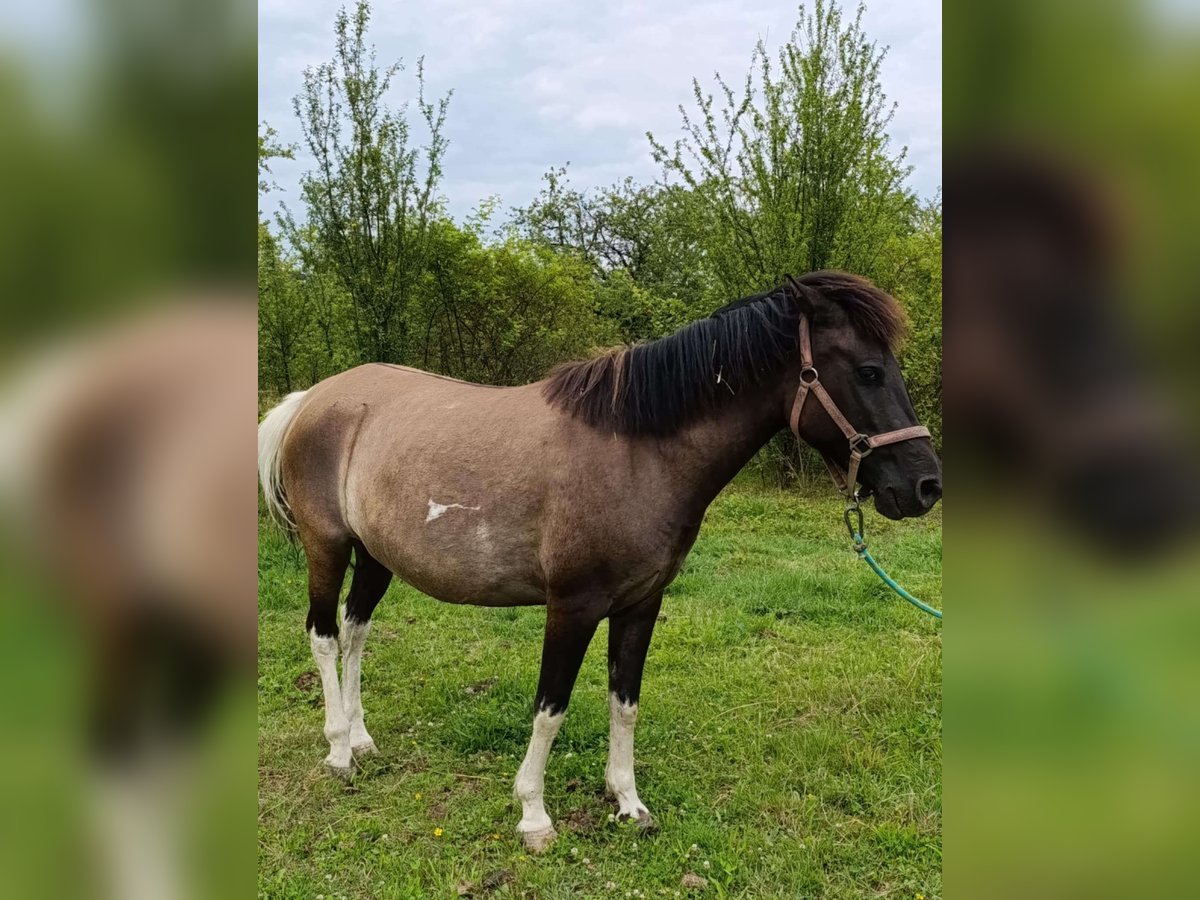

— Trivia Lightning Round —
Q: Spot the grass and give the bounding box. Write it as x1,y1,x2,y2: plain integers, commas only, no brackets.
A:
258,483,941,899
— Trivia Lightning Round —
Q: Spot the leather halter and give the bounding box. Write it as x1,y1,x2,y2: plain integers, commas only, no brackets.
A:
785,287,931,498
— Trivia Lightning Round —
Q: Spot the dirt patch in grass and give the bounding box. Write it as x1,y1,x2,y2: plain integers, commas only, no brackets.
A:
561,807,600,834
481,869,513,892
465,676,498,695
294,671,317,692
427,801,449,820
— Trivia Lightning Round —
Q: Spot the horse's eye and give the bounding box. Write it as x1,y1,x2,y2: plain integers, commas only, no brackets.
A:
857,366,883,384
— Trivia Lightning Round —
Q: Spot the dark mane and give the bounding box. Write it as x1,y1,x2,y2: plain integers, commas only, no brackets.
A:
542,270,906,436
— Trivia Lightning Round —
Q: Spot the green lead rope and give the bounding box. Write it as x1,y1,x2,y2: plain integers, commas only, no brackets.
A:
844,505,943,620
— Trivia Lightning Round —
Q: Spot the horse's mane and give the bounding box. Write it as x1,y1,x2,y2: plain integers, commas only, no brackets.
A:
542,270,906,436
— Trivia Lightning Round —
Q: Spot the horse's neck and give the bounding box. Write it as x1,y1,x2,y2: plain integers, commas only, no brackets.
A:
664,378,791,514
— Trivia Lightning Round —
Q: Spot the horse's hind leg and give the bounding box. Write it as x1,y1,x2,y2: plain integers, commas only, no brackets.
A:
341,543,392,758
605,590,662,827
514,594,606,852
303,535,353,777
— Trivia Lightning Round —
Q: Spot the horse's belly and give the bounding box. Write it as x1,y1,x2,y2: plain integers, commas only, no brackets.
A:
402,557,545,606
361,522,546,607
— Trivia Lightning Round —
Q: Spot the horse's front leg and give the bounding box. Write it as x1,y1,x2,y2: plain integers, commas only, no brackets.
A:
514,595,605,852
605,590,662,827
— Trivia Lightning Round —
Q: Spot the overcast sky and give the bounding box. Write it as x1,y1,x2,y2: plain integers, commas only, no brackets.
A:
259,0,940,225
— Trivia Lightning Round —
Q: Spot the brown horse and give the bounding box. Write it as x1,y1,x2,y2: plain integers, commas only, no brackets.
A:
257,270,941,851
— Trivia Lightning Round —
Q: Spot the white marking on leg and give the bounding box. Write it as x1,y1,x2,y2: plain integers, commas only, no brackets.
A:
425,498,481,522
513,709,565,846
340,617,375,754
606,694,650,822
310,629,352,772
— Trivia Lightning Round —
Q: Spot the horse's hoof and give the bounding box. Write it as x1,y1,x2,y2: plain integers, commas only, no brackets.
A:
324,757,354,780
351,740,378,758
619,808,656,831
520,825,558,853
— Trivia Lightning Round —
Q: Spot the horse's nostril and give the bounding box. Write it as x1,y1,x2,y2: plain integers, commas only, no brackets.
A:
916,475,942,509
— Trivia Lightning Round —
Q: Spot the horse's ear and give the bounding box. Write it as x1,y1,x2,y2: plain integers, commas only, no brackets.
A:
784,274,817,320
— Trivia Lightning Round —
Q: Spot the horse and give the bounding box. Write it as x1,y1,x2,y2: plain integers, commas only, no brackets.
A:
257,270,941,852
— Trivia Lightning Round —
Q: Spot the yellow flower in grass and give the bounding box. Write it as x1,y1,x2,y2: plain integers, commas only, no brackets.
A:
434,827,444,837
414,792,422,800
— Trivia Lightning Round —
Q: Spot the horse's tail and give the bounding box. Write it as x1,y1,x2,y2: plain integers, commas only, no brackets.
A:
258,390,308,534
0,348,81,517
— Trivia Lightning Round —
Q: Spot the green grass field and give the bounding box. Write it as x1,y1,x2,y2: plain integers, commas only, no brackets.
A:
258,484,941,899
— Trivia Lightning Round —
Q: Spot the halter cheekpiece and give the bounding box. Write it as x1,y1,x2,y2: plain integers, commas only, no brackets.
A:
784,275,932,498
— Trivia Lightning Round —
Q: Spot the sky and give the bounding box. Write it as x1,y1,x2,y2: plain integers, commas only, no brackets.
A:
258,0,941,225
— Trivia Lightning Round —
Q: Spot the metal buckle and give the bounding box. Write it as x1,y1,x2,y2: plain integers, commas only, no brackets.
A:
799,366,818,385
848,433,873,456
844,502,865,547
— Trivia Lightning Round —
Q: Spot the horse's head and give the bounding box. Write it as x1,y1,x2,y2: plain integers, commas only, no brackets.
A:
787,271,941,520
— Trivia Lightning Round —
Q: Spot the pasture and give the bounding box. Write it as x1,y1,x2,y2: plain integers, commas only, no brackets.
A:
258,484,941,898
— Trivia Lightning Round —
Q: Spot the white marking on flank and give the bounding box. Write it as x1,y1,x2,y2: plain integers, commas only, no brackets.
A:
425,499,481,522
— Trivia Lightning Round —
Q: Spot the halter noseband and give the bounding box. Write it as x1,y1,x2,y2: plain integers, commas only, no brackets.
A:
785,277,931,498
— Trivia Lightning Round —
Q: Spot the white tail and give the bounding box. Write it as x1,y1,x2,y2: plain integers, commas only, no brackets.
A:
258,390,309,532
0,347,82,516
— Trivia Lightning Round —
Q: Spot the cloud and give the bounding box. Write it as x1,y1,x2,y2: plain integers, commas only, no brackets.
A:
259,0,941,223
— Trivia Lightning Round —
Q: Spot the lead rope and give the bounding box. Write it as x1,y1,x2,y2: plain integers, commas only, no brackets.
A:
844,501,943,619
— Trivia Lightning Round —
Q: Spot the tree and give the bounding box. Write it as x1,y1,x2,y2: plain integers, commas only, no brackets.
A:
414,216,613,384
258,124,306,397
514,170,710,341
648,0,915,297
258,222,309,394
258,123,294,203
286,0,450,365
883,195,942,449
